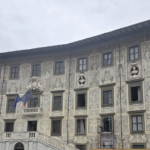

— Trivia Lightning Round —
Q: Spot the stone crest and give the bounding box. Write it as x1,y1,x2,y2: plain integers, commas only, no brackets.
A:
27,76,43,92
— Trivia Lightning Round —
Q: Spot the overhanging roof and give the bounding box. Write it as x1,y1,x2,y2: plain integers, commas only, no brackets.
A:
0,19,150,59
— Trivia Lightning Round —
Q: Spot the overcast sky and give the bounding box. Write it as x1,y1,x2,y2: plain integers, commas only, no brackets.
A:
0,0,150,52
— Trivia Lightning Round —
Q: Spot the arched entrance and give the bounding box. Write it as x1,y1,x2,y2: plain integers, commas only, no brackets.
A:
14,143,24,150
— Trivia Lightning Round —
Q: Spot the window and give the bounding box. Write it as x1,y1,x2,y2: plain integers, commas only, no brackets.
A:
131,86,141,101
11,67,19,79
128,82,143,103
77,94,85,107
28,98,39,108
103,91,112,105
28,121,37,131
55,61,63,74
129,46,139,61
51,120,61,135
132,115,143,131
103,117,112,132
76,145,86,150
78,58,87,71
76,91,87,109
76,119,86,134
7,99,15,113
53,96,62,110
52,92,63,110
32,64,40,76
103,52,112,66
14,143,24,150
5,122,14,132
133,144,145,149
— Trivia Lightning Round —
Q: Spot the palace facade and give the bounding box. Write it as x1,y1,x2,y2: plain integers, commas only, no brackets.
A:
0,20,150,150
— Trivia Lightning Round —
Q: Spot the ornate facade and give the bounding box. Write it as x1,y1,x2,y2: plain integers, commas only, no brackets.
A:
0,20,150,150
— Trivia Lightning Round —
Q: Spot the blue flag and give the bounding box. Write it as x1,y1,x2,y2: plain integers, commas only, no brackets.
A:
14,94,21,108
20,90,34,107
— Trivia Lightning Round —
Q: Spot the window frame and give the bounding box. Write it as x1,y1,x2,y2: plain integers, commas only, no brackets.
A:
131,143,146,149
6,95,16,113
9,65,20,80
77,57,88,72
52,92,63,111
128,81,143,104
76,90,87,109
75,117,87,135
127,44,141,62
54,61,64,75
27,121,37,131
101,86,114,107
129,112,145,133
4,119,15,132
101,51,113,68
27,94,40,108
51,118,62,136
76,144,86,150
100,114,114,133
31,63,41,77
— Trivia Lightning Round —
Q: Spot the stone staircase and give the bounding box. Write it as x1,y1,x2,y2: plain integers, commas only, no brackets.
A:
0,132,78,150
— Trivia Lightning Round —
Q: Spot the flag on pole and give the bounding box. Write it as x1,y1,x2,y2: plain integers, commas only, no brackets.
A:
14,94,21,108
20,90,34,107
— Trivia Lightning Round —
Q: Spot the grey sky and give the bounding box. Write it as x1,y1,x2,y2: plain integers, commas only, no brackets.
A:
0,0,150,52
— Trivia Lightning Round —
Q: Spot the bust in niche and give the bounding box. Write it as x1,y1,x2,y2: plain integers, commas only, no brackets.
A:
130,66,139,77
78,75,85,86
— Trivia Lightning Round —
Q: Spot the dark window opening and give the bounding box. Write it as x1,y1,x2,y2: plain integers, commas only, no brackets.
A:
129,46,139,61
77,94,85,107
131,86,141,101
11,67,19,78
103,90,112,105
14,143,24,150
103,117,112,132
28,121,37,131
55,62,63,74
7,99,15,113
76,145,86,150
32,64,40,76
133,145,144,149
77,119,85,134
52,120,61,134
132,115,142,131
103,52,112,66
28,98,38,108
54,96,62,110
5,122,14,132
78,58,87,71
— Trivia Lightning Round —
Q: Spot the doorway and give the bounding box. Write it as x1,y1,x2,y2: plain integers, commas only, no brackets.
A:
14,143,24,150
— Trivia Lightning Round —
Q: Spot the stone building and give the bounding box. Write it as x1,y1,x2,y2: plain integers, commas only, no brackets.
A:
0,20,150,150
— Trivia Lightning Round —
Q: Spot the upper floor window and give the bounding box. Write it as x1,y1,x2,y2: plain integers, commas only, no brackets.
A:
103,90,112,105
32,64,40,76
51,119,61,135
28,121,37,131
53,96,62,110
132,115,143,131
28,98,39,108
11,67,19,79
129,46,139,61
76,119,86,134
55,61,63,74
7,99,15,113
5,122,14,132
103,52,112,66
78,58,87,71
